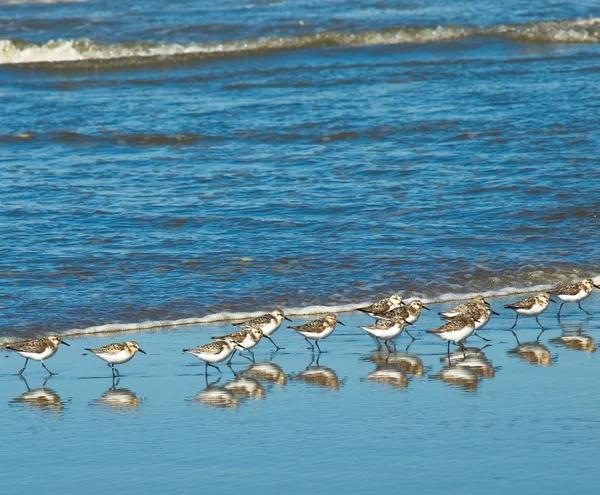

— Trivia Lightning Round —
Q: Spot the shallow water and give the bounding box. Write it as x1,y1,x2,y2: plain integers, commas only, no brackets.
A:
2,294,599,494
2,1,600,337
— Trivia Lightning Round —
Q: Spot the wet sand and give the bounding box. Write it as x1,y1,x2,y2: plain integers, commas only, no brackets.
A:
1,293,599,494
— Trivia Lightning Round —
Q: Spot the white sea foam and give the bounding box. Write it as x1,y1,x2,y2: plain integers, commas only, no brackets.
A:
1,276,596,346
1,18,600,65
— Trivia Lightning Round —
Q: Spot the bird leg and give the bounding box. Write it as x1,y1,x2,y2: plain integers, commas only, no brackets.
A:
17,358,29,376
578,303,592,317
509,314,519,330
41,361,56,376
265,335,284,350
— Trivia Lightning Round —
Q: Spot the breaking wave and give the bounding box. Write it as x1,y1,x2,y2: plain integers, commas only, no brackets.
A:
2,17,600,66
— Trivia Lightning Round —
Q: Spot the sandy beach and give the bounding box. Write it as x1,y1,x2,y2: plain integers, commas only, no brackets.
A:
2,293,599,493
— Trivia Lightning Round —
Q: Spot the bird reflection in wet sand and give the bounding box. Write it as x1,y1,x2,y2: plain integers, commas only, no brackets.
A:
364,350,425,376
431,365,479,391
189,377,240,409
508,342,553,366
93,378,142,410
224,376,266,399
291,355,341,391
10,376,64,413
439,346,495,378
363,365,408,389
550,334,596,353
241,362,287,386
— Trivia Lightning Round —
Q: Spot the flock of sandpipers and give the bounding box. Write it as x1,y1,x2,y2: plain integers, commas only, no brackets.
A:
2,278,598,376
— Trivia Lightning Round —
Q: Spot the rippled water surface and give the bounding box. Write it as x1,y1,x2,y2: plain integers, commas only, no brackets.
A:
2,0,600,336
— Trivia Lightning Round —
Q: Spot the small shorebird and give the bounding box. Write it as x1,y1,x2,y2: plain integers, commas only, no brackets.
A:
289,314,344,353
504,292,554,332
212,327,263,364
233,308,291,350
443,304,499,342
549,279,600,317
183,340,236,374
4,335,70,375
378,300,430,324
426,315,478,358
438,295,491,318
358,318,413,351
358,294,404,319
85,341,146,377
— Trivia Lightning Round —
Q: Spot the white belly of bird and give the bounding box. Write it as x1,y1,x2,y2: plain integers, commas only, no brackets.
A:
405,313,419,324
439,325,475,343
298,325,335,340
361,323,402,340
557,289,590,303
515,301,547,316
260,320,279,336
96,350,134,365
19,346,57,361
473,313,491,331
235,334,260,351
196,347,234,364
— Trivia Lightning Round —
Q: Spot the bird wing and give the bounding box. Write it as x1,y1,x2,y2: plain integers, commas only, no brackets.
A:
504,296,535,310
549,283,581,296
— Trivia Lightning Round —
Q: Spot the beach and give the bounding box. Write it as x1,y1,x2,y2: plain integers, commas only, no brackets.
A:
2,294,599,493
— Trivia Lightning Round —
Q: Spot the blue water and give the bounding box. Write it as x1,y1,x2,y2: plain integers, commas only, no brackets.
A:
2,3,600,490
2,1,600,336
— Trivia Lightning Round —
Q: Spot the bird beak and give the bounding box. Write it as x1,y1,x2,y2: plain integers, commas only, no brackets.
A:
284,316,293,322
138,348,147,354
484,300,491,306
60,341,70,346
400,301,406,306
492,310,500,316
422,305,431,311
404,320,413,325
594,284,600,289
337,321,345,326
549,299,557,304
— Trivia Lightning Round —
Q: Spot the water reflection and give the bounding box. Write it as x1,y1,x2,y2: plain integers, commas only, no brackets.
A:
364,350,425,376
550,334,596,353
240,362,287,386
440,347,496,379
362,365,408,389
93,378,142,411
189,377,240,409
431,365,479,391
508,342,553,366
9,376,64,414
291,355,341,391
224,376,266,399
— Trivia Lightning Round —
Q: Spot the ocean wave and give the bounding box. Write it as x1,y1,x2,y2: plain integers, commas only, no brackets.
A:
1,18,600,66
1,277,596,344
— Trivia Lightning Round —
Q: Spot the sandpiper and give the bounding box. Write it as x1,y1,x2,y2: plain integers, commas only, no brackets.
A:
183,339,236,374
4,335,70,375
504,292,554,332
212,327,263,364
358,294,404,319
378,299,429,324
233,308,291,350
443,304,499,342
438,295,490,318
358,318,413,351
426,315,478,357
85,341,146,377
549,279,600,317
289,314,344,353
